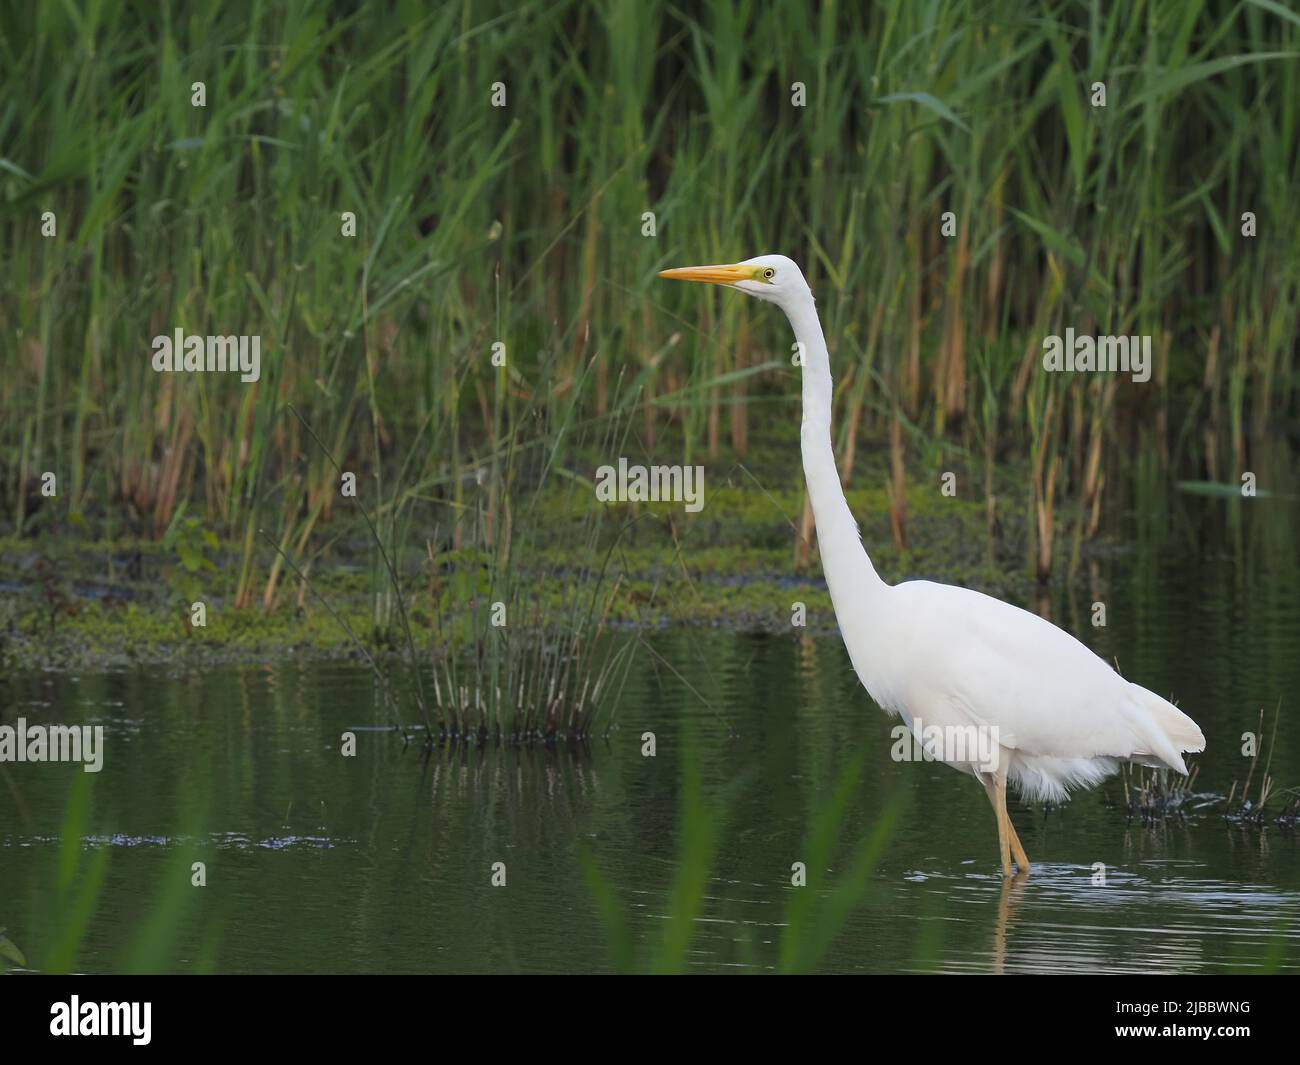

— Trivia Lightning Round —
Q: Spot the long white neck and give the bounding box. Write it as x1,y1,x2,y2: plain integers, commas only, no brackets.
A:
785,293,886,604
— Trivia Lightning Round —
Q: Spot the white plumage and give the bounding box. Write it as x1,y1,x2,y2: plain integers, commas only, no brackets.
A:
853,579,1204,802
659,253,1206,876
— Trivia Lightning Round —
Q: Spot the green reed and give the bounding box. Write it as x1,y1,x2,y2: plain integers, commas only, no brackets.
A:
1,1,1295,589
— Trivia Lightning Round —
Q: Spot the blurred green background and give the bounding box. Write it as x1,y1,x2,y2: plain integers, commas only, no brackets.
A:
1,0,1296,596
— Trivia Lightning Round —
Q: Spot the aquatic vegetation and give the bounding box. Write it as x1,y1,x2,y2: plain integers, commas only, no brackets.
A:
1224,704,1298,827
1119,761,1211,821
1116,701,1300,829
267,389,643,742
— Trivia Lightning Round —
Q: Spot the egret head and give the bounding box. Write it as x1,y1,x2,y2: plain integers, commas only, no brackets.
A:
658,254,811,310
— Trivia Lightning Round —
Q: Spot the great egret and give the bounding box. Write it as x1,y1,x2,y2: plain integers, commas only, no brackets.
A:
659,255,1206,877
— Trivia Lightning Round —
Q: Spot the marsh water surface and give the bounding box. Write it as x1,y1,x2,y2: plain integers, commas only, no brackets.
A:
3,500,1299,973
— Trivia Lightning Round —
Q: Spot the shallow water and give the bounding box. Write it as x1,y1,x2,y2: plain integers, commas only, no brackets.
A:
2,499,1299,973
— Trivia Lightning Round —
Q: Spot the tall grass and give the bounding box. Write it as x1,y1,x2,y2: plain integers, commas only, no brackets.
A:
1,0,1296,591
22,771,217,973
581,740,908,973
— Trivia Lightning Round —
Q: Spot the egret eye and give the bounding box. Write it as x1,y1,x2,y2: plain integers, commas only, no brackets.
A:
762,268,776,281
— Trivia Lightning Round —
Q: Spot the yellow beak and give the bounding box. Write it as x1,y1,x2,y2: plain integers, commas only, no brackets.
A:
657,263,754,285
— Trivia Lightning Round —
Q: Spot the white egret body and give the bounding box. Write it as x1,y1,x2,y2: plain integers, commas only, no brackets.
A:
659,254,1206,876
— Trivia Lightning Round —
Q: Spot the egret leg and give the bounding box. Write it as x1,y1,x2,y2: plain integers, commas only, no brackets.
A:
1007,815,1031,876
984,760,1031,878
983,775,1012,878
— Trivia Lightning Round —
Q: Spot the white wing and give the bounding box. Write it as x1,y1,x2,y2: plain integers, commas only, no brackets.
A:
848,580,1205,801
